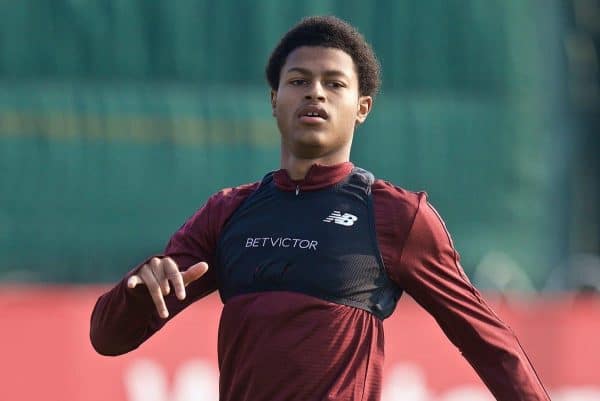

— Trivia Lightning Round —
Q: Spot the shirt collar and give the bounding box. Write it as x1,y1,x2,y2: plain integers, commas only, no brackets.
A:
273,162,354,192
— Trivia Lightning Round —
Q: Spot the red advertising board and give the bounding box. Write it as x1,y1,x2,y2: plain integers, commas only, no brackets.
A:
1,286,599,401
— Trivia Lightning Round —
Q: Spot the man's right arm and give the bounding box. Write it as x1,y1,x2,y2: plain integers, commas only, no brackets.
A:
90,183,259,356
89,197,220,356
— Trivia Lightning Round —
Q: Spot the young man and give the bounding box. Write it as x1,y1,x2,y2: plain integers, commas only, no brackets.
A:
91,16,550,401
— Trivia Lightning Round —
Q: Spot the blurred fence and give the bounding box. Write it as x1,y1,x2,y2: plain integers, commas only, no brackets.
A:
0,1,573,286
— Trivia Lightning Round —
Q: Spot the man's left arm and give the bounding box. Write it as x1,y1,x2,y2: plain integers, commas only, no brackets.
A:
387,194,550,401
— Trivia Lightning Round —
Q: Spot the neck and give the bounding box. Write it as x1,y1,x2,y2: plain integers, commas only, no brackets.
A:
280,148,350,180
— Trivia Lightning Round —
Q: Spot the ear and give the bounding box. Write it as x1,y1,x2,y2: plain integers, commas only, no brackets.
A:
355,95,373,125
270,90,277,117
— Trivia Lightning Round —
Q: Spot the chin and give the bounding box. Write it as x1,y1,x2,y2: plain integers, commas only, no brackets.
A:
294,133,329,149
293,126,330,141
290,137,331,158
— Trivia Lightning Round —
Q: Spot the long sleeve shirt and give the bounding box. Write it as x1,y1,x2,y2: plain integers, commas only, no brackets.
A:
90,162,550,401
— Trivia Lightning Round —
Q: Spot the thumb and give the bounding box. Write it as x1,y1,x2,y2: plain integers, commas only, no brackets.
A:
182,261,209,286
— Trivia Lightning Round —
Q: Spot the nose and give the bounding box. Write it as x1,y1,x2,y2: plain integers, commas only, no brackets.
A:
304,81,325,101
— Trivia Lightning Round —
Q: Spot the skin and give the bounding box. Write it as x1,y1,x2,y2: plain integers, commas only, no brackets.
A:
272,46,373,179
129,45,374,317
128,258,207,318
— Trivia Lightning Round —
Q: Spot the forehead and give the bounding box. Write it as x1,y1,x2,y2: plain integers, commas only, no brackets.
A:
282,46,357,79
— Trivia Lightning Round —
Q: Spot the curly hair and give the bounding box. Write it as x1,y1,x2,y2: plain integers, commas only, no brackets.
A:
266,16,381,97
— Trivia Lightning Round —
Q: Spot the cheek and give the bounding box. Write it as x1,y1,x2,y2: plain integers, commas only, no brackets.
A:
274,102,292,130
338,101,360,124
275,103,292,125
274,94,292,117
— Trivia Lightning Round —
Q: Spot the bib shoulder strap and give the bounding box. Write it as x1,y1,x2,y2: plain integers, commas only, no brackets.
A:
342,167,375,197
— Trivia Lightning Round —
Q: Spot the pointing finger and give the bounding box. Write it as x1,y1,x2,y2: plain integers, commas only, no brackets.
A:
139,265,170,319
163,257,186,301
149,258,170,296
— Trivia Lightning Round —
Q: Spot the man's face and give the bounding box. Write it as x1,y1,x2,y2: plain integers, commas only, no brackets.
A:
271,46,372,160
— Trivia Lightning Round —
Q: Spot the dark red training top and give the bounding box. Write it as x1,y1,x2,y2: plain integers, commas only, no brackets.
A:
90,162,550,401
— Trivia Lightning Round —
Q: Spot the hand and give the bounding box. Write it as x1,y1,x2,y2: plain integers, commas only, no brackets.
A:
127,257,209,319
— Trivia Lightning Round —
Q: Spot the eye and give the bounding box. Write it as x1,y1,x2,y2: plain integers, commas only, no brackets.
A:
327,81,345,89
290,79,308,86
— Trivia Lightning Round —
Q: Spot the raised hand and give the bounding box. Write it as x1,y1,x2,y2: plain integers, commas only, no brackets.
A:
127,257,209,319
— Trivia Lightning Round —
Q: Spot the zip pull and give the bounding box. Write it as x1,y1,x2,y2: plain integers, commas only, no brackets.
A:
295,185,300,196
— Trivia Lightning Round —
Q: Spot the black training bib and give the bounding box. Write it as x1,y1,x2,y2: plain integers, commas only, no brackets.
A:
215,168,402,319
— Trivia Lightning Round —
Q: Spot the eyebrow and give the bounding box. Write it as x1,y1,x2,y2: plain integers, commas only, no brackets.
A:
284,67,350,80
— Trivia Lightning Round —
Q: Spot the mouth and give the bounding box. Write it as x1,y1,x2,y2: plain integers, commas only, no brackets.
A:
297,105,329,124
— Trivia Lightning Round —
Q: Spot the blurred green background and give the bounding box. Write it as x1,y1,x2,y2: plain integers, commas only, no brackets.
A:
0,0,598,290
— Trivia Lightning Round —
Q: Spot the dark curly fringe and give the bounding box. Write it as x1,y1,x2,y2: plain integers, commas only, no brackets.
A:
266,16,381,97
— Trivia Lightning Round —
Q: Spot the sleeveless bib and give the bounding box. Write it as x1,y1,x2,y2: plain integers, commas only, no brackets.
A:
215,167,402,319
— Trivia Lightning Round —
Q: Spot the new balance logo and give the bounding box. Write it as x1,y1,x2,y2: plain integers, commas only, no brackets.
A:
323,211,358,226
